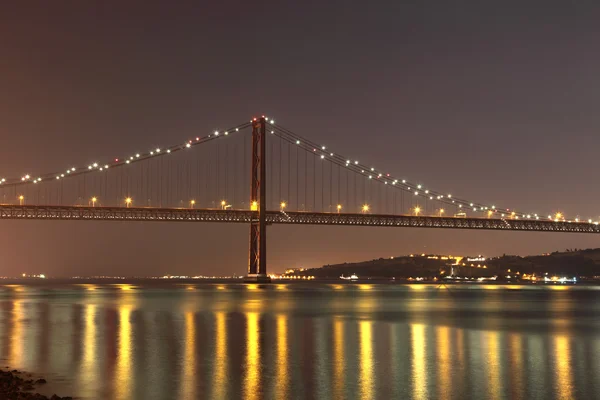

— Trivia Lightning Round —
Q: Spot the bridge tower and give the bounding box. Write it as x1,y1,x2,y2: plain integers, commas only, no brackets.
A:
245,117,271,283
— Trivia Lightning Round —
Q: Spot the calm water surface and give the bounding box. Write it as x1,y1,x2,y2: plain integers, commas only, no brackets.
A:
0,282,599,399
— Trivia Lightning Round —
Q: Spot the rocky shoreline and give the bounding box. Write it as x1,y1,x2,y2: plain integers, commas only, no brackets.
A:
0,368,72,400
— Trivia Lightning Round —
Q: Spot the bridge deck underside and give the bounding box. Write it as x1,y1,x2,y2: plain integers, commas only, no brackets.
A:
1,205,599,234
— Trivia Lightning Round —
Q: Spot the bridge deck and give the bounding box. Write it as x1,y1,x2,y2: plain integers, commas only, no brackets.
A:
0,205,598,234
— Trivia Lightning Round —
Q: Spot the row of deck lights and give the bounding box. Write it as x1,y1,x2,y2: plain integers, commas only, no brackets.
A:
8,194,598,224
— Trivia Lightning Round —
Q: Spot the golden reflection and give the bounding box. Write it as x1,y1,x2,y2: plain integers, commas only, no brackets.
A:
331,284,344,290
275,284,288,291
6,284,24,292
244,312,260,400
358,284,373,291
548,285,569,291
484,331,501,397
505,285,522,290
180,312,196,399
115,306,133,400
509,333,524,396
359,321,374,399
76,284,97,291
436,326,450,400
246,284,259,291
216,285,226,290
481,285,500,290
113,284,136,291
409,285,427,291
275,314,289,398
186,286,196,291
554,335,573,399
212,312,227,399
10,300,23,366
411,323,427,400
81,305,98,390
455,328,465,385
333,318,345,399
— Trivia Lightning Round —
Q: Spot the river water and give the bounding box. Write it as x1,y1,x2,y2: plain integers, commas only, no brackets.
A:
0,282,599,399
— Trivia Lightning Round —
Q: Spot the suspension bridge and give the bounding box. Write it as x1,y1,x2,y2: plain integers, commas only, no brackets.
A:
1,117,597,281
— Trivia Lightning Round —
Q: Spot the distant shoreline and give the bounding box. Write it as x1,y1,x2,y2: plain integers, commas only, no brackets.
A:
0,277,598,286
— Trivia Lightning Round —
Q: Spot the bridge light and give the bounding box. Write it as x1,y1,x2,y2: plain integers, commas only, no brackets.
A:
458,204,462,208
320,155,325,159
417,184,422,189
251,201,258,211
104,165,109,169
167,150,171,153
439,209,445,217
126,160,130,164
414,191,418,196
413,206,421,216
215,131,219,136
362,204,370,213
18,195,24,205
402,180,406,183
93,163,98,168
91,197,97,207
555,212,563,221
296,140,300,145
125,197,132,207
488,210,493,218
371,167,374,171
337,204,342,213
589,219,593,223
322,146,326,150
156,148,160,153
280,202,286,211
190,200,196,208
355,161,358,165
186,143,191,148
447,194,451,198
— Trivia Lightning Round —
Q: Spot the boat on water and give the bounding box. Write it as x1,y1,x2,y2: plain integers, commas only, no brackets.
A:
340,274,359,281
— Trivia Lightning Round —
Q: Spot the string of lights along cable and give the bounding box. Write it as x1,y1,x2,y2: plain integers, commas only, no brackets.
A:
0,115,593,227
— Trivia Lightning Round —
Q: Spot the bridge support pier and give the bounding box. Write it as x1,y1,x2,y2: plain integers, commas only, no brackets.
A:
245,116,271,283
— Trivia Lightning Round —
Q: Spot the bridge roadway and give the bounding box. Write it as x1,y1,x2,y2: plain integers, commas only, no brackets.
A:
1,205,599,234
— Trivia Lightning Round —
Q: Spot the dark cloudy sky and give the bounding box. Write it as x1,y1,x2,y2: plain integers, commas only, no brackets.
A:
1,1,600,276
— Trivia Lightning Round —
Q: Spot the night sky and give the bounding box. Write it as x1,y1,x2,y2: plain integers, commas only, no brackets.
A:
1,2,600,277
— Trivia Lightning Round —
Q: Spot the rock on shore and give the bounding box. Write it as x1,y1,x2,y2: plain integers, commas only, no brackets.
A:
0,368,72,400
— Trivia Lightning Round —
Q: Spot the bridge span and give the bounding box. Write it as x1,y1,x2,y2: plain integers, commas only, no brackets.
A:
2,205,599,234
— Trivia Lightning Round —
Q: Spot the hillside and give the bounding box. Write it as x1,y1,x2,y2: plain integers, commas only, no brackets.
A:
287,248,600,278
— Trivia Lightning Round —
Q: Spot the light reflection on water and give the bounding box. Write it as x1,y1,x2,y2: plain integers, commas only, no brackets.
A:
0,283,598,399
